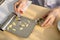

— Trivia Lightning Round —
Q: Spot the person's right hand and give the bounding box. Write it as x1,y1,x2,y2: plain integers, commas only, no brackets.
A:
14,0,28,13
41,7,60,27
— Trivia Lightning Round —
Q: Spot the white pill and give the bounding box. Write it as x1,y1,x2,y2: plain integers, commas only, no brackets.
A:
9,25,12,28
12,22,16,26
26,24,29,27
20,27,23,30
12,29,16,31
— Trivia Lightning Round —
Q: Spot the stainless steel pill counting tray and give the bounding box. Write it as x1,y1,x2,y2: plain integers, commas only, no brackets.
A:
0,13,36,38
5,16,36,38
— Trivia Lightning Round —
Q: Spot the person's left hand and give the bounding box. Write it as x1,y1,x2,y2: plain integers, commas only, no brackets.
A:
41,8,60,27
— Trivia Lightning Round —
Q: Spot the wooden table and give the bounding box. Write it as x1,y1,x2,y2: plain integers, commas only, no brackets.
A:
0,16,60,40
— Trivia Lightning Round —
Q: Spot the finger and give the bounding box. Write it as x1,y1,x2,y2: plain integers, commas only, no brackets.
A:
14,2,19,12
45,18,55,26
41,16,51,26
18,1,28,13
14,1,22,12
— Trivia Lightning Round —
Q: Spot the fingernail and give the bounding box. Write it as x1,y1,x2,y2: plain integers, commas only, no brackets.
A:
20,10,23,14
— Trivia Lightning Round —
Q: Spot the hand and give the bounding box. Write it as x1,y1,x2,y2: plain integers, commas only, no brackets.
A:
14,0,28,13
41,8,60,27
